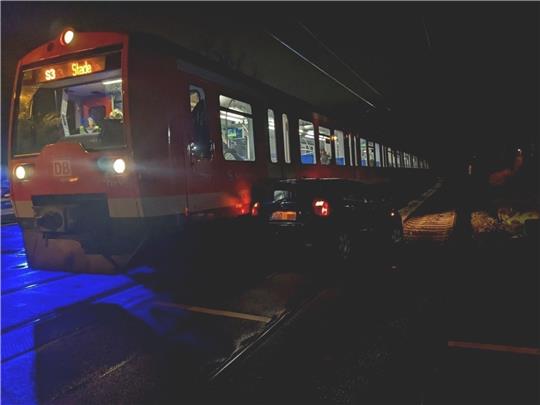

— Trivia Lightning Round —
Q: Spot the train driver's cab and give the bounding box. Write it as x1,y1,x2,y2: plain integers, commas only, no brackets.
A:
13,53,125,156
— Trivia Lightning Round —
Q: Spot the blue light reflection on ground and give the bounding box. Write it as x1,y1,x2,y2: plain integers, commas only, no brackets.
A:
1,224,166,404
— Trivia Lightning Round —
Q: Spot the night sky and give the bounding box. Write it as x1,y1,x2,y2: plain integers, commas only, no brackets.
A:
2,2,538,172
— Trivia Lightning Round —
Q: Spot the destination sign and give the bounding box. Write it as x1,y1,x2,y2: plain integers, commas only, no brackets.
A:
36,56,106,83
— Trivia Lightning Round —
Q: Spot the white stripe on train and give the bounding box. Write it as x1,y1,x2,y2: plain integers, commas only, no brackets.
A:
12,192,234,219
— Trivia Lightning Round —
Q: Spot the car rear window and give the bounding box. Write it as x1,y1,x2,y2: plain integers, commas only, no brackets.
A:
273,189,294,202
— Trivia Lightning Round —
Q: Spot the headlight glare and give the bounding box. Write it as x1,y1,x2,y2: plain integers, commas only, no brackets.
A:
15,166,27,180
112,158,126,174
14,164,34,180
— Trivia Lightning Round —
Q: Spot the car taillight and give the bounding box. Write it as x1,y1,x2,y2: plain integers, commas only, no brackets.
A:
251,202,260,216
313,199,330,217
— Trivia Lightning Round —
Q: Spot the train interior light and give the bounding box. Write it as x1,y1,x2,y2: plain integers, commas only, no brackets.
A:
102,78,122,85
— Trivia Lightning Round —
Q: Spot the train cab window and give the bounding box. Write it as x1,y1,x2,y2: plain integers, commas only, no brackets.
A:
360,138,368,167
367,141,376,167
267,109,277,163
282,114,291,163
189,85,212,159
318,126,332,165
299,119,316,164
374,142,381,167
219,95,255,161
13,53,125,156
334,130,345,166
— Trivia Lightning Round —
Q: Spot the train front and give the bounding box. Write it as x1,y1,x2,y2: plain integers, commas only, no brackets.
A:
8,30,142,273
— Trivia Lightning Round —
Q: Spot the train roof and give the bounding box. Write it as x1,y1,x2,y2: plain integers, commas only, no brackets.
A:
129,32,365,132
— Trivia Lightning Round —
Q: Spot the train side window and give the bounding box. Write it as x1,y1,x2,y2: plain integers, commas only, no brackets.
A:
189,85,212,160
299,119,315,164
367,141,376,167
353,136,359,166
374,142,381,167
318,126,332,165
347,134,354,166
360,138,368,167
334,130,345,166
282,114,291,163
219,95,255,161
387,147,394,168
404,152,411,168
267,109,277,163
395,150,402,168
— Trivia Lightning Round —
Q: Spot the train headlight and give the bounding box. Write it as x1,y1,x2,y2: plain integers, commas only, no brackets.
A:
112,158,126,174
97,157,127,175
60,29,75,46
14,164,34,181
15,166,26,180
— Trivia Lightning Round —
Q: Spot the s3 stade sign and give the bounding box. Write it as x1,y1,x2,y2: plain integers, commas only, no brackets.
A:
36,56,106,83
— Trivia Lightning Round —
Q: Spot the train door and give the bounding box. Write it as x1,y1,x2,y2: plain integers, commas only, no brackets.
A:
215,94,265,212
280,112,294,179
267,107,286,180
185,82,217,214
266,108,283,179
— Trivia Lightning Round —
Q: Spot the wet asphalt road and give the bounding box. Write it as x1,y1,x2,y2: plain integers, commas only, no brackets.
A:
1,181,538,404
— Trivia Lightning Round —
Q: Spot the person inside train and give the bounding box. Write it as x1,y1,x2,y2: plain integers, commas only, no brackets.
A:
109,108,123,121
320,149,331,165
79,116,101,134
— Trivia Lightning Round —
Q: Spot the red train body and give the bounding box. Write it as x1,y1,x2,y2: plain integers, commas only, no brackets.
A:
8,30,429,272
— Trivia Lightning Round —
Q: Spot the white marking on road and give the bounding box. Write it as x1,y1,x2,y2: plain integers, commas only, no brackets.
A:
100,353,139,378
448,340,540,356
154,302,272,323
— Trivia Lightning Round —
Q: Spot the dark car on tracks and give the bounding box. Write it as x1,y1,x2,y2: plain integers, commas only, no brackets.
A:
250,178,403,262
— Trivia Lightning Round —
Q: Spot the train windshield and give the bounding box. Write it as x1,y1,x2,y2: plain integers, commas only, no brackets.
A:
12,52,125,156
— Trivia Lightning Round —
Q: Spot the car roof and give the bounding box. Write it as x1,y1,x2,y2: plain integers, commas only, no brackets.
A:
275,178,386,187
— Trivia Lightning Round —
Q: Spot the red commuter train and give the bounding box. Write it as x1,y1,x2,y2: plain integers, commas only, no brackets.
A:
8,29,430,272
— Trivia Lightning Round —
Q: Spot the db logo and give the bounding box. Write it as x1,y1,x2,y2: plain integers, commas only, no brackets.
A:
53,160,72,176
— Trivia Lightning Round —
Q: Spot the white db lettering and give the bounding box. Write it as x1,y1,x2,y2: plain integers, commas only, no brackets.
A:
53,160,71,176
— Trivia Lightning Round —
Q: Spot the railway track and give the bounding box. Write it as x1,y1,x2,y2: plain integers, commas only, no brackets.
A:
1,222,320,403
